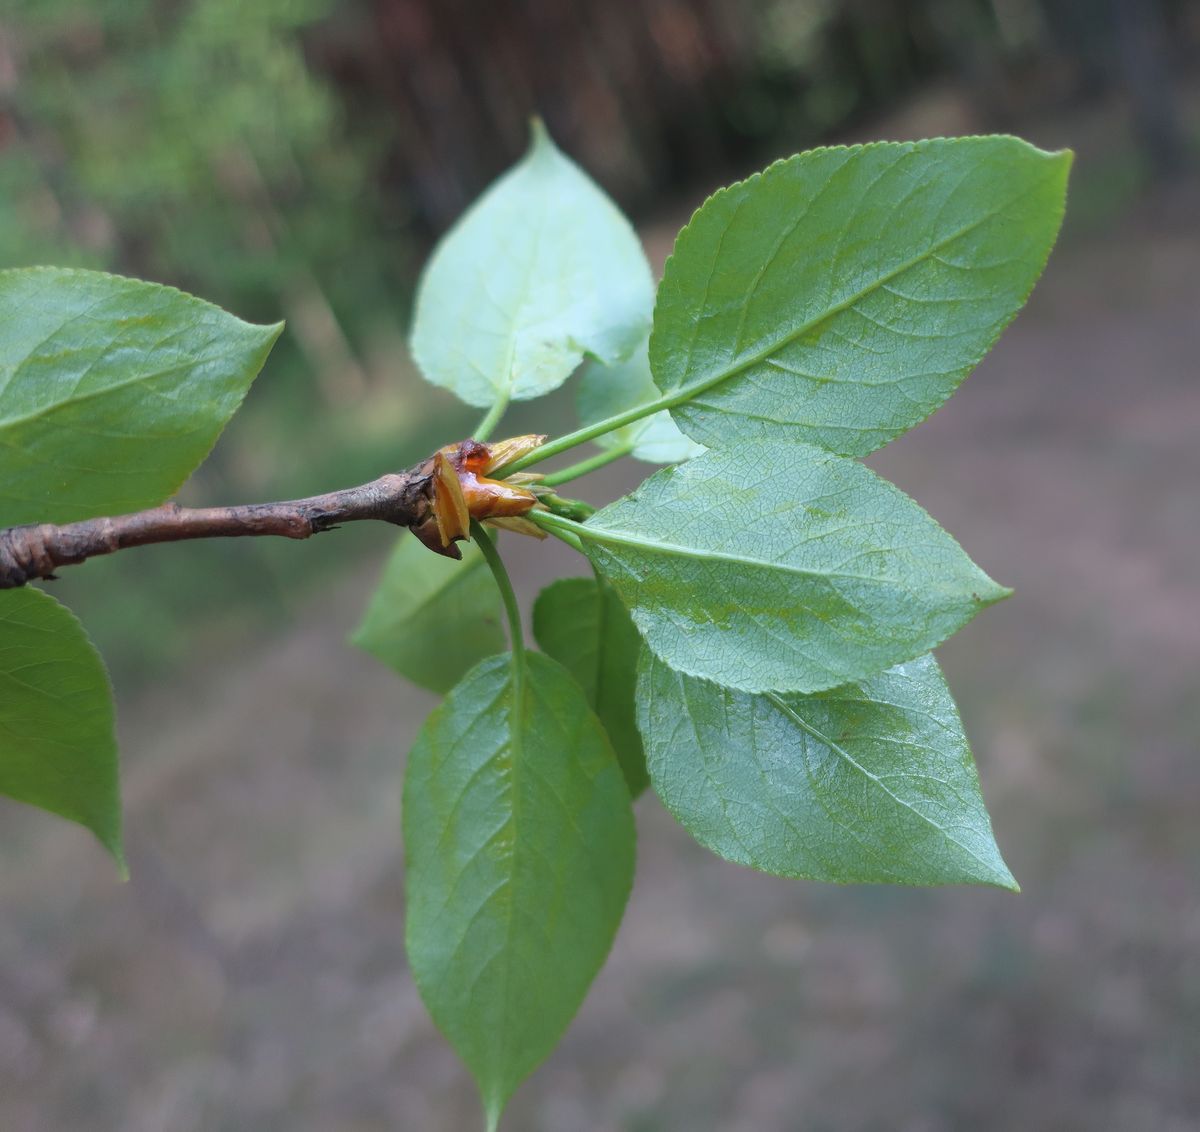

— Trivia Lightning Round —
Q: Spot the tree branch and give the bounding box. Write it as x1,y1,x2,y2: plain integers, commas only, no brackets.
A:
0,468,435,590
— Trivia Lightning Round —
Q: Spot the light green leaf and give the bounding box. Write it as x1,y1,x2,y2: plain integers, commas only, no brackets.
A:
410,120,654,408
576,336,704,465
639,649,1016,889
651,137,1071,454
577,441,1008,694
352,535,505,695
0,267,283,526
404,652,635,1127
0,587,123,870
533,576,648,796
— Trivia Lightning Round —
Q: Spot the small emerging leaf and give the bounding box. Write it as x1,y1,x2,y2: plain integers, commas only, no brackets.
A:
0,267,282,526
639,649,1016,889
0,587,123,870
414,438,544,557
433,450,471,547
576,336,704,465
404,653,635,1126
352,536,505,694
533,576,648,795
410,121,654,407
651,137,1071,454
580,441,1009,694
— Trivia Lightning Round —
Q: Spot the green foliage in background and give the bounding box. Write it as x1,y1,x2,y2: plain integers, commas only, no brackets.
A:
0,0,392,321
0,124,1069,1128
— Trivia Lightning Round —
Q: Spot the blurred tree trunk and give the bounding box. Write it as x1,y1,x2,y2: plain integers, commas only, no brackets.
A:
1110,0,1187,176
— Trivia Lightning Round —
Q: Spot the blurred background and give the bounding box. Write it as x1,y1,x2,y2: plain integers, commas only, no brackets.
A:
0,1,1198,1129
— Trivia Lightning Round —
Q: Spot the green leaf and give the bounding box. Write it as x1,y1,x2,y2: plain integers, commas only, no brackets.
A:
0,587,123,870
578,441,1008,694
533,576,648,796
404,652,635,1127
651,137,1071,455
576,336,704,465
352,535,505,695
0,268,282,527
639,649,1016,889
410,120,654,409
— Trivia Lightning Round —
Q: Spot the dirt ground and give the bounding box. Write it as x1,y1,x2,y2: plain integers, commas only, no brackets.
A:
2,172,1199,1130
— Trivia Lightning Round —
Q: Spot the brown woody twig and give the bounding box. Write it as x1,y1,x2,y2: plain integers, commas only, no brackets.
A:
0,469,434,590
0,435,553,590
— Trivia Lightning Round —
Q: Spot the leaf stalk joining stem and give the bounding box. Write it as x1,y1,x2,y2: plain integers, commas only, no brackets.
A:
471,520,525,662
538,443,634,486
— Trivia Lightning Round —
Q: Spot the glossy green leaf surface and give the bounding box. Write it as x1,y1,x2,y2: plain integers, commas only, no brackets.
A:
533,576,648,795
639,649,1015,889
404,652,635,1127
0,267,282,526
650,137,1070,455
579,441,1008,694
410,121,654,408
0,587,122,869
576,336,704,465
352,535,505,695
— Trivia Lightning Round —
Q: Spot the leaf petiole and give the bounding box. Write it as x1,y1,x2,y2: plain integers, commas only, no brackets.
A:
493,391,673,474
537,442,634,486
528,509,587,549
473,389,510,443
536,520,585,554
471,520,524,661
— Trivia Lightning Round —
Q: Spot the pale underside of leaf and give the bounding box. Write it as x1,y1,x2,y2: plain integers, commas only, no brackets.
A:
410,123,654,409
403,652,635,1125
639,649,1015,889
650,137,1071,455
580,441,1009,695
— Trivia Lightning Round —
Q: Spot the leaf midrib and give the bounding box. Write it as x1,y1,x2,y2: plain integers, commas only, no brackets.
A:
763,690,1003,879
581,520,927,590
0,339,252,437
660,177,1046,410
491,649,526,1114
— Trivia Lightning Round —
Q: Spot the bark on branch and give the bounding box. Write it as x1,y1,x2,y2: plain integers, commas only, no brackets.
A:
0,469,434,590
0,435,550,589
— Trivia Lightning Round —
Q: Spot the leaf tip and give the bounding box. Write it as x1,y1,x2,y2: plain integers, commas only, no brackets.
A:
968,840,1019,892
974,579,1014,609
248,318,286,357
527,115,552,153
987,861,1020,893
102,833,129,881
